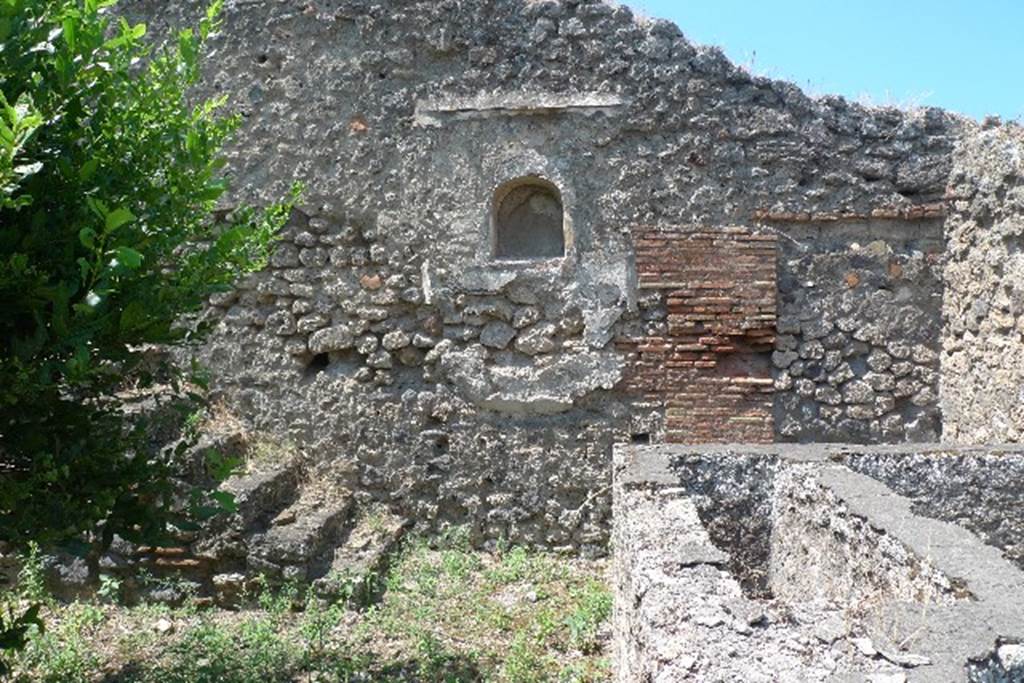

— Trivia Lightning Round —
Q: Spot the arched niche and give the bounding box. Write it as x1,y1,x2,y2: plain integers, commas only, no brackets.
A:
491,177,566,260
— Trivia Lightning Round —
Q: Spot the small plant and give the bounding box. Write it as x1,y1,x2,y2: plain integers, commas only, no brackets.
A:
253,575,303,615
486,546,532,585
97,574,123,604
414,630,455,679
500,633,549,683
359,503,392,535
440,546,482,580
17,542,49,603
238,615,298,679
182,407,207,440
437,525,473,552
299,594,345,661
563,580,612,654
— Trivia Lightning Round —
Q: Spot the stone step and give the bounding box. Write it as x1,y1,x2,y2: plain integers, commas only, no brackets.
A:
247,491,355,581
191,464,301,564
313,507,410,605
221,465,301,529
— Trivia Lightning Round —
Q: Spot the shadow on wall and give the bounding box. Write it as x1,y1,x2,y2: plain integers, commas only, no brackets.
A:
492,176,566,260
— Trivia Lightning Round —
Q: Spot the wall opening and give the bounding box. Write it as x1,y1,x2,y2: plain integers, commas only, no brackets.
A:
305,352,330,376
492,177,565,260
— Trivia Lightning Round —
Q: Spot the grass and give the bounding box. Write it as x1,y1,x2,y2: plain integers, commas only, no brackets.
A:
3,531,612,682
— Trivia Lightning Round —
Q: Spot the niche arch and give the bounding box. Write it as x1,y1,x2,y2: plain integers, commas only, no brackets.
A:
491,176,567,260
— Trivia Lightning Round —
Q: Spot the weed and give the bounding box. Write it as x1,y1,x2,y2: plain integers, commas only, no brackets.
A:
415,630,448,675
17,603,105,683
437,525,473,552
252,575,303,615
97,574,122,604
490,546,532,584
238,614,297,677
300,594,345,659
359,503,393,534
499,632,550,683
441,546,482,580
182,407,206,440
564,580,612,654
159,620,236,683
11,537,611,683
319,567,382,608
17,542,48,603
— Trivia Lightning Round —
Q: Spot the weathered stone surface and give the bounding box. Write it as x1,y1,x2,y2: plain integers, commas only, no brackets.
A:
381,330,411,351
249,495,353,580
514,323,558,356
440,346,623,415
942,126,1024,444
615,444,1024,683
479,321,516,349
775,218,944,443
308,325,354,354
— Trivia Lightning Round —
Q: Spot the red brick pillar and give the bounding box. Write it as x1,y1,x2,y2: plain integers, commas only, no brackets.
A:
621,227,777,443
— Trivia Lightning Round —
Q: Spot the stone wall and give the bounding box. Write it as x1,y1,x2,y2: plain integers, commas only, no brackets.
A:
843,445,1024,571
123,0,966,549
772,218,946,443
942,124,1024,443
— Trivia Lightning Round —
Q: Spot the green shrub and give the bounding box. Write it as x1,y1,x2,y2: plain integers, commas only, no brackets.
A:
0,0,296,555
0,0,297,668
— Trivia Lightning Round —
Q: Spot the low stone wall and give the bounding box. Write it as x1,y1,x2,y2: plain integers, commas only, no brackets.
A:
843,445,1024,571
613,444,1024,682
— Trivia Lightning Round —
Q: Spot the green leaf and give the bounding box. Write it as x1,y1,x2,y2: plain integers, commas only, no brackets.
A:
204,448,241,481
85,196,108,220
50,285,70,337
79,158,99,182
119,300,147,333
197,178,227,202
104,207,135,233
62,17,76,51
76,257,90,283
211,490,238,514
193,505,220,521
78,227,96,249
113,245,143,269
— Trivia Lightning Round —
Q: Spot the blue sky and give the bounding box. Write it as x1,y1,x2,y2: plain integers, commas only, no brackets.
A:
626,0,1023,121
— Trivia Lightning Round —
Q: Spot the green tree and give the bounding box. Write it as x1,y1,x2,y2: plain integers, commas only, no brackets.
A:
0,0,292,580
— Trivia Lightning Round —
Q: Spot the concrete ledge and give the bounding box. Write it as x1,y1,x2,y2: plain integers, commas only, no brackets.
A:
414,92,628,126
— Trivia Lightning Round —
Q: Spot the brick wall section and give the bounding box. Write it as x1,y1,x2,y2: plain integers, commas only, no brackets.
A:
622,227,777,443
